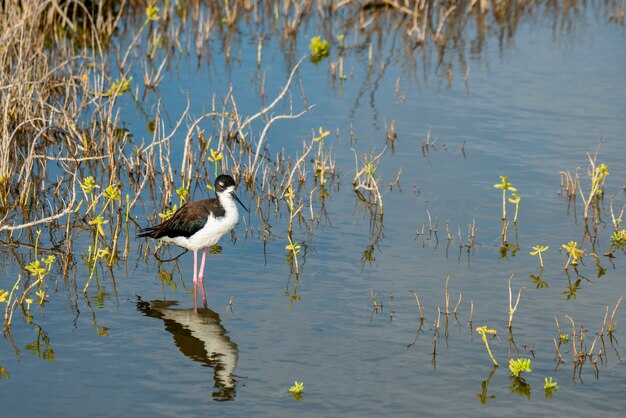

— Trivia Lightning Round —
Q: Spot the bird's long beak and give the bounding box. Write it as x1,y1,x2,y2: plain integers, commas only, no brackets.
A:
231,191,249,213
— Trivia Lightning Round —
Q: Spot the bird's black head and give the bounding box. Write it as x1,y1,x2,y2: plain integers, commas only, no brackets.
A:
214,174,237,193
214,174,249,213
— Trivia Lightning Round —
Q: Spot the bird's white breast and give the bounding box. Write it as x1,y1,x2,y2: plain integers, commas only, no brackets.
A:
163,197,239,251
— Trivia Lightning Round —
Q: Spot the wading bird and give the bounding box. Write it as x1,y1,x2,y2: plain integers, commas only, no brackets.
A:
138,174,249,310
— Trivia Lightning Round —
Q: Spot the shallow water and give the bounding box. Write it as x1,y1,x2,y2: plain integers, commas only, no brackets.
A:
2,3,626,417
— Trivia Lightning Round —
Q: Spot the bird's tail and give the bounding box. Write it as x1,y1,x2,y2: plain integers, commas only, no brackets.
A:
137,227,158,239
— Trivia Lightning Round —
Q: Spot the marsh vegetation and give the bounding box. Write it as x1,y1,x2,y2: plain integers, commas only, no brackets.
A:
1,0,625,415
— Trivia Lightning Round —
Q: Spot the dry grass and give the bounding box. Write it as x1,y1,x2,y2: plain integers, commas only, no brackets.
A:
0,1,622,336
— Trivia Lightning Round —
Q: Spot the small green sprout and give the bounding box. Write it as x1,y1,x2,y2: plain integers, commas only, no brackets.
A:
544,377,558,398
493,176,517,220
25,260,47,278
562,241,584,269
582,162,609,220
88,216,108,237
208,148,223,163
476,325,498,366
289,381,304,399
103,77,133,97
560,334,569,343
593,163,609,194
159,205,178,221
36,289,48,305
285,240,301,254
103,184,121,201
508,358,532,378
208,149,223,177
508,192,521,223
42,255,56,272
313,127,331,185
313,127,330,143
146,4,160,21
176,187,189,205
610,229,626,248
309,36,329,63
96,247,111,260
79,176,100,194
285,236,302,273
544,377,558,390
530,245,549,269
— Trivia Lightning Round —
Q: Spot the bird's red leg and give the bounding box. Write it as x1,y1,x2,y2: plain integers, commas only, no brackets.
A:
198,249,208,308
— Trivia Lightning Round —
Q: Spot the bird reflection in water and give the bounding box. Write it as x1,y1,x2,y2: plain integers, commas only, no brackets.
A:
137,300,238,401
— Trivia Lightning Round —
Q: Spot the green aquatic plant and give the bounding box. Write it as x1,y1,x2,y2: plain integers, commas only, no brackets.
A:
35,288,48,306
508,192,521,223
102,77,133,97
610,229,626,248
476,325,498,366
2,231,57,329
313,127,331,186
309,36,329,63
544,377,558,399
88,216,108,238
509,358,532,378
159,205,178,221
543,377,558,390
493,176,516,220
103,184,121,202
146,4,160,21
285,235,302,274
176,186,189,205
25,260,47,279
530,245,549,269
2,275,21,328
79,176,100,195
82,182,123,293
289,381,304,400
289,381,304,394
562,241,584,269
560,334,569,343
352,148,385,215
80,176,101,216
208,148,223,178
582,162,609,220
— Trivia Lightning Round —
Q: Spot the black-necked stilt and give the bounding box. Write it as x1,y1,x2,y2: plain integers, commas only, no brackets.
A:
138,174,249,309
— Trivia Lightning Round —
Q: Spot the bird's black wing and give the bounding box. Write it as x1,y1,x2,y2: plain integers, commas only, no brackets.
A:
137,199,214,239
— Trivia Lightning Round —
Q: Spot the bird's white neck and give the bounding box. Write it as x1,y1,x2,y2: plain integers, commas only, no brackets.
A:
217,187,238,213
